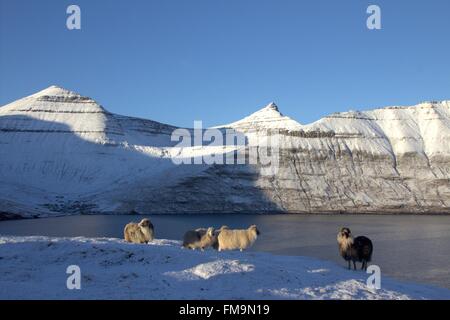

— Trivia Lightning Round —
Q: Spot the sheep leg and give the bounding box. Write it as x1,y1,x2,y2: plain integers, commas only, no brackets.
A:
361,261,366,270
348,261,351,270
353,261,357,270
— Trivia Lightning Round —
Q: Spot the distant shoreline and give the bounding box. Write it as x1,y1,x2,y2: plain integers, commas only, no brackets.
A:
2,210,450,221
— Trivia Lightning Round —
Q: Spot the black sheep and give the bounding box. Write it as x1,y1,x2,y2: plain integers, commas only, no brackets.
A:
337,227,373,270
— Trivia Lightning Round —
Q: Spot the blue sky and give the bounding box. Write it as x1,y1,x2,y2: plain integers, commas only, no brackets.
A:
1,0,449,127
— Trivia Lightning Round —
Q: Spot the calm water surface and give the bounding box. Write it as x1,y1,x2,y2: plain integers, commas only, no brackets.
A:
0,214,449,289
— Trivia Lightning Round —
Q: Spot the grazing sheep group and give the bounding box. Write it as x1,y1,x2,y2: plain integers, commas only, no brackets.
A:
123,218,374,271
123,220,260,252
183,224,260,252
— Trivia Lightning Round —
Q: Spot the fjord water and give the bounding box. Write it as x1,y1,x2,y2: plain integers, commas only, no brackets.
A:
0,214,449,289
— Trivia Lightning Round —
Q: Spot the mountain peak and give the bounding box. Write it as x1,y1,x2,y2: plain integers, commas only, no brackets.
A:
263,102,279,111
33,85,86,99
0,85,105,114
254,102,280,115
248,102,284,119
22,85,103,108
218,102,302,130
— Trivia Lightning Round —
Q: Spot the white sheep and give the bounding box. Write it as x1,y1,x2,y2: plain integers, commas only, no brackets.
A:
123,218,154,244
216,225,260,251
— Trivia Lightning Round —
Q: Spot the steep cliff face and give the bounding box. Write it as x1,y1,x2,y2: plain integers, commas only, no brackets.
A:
0,86,449,217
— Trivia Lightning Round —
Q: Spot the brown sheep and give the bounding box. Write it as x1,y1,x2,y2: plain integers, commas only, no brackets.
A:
183,227,216,250
124,218,154,244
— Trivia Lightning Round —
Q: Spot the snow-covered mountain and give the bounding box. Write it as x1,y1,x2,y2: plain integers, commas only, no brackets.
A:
0,85,449,218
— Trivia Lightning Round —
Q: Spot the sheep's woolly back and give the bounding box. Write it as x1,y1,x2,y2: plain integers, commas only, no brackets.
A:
353,236,373,262
212,226,229,250
217,226,258,251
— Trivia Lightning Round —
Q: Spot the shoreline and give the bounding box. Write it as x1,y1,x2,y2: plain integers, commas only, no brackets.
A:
2,210,450,221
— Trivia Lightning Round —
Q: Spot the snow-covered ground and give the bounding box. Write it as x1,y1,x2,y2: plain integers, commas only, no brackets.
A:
0,235,449,300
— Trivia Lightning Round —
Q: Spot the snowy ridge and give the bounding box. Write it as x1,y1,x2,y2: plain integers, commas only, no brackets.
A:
218,102,303,131
1,85,102,112
305,101,450,158
0,235,449,299
0,86,449,217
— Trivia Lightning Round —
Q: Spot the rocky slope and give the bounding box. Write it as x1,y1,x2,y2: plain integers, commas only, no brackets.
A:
0,86,449,217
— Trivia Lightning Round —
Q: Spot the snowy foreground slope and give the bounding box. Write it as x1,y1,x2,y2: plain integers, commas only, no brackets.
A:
0,236,449,300
0,86,449,217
